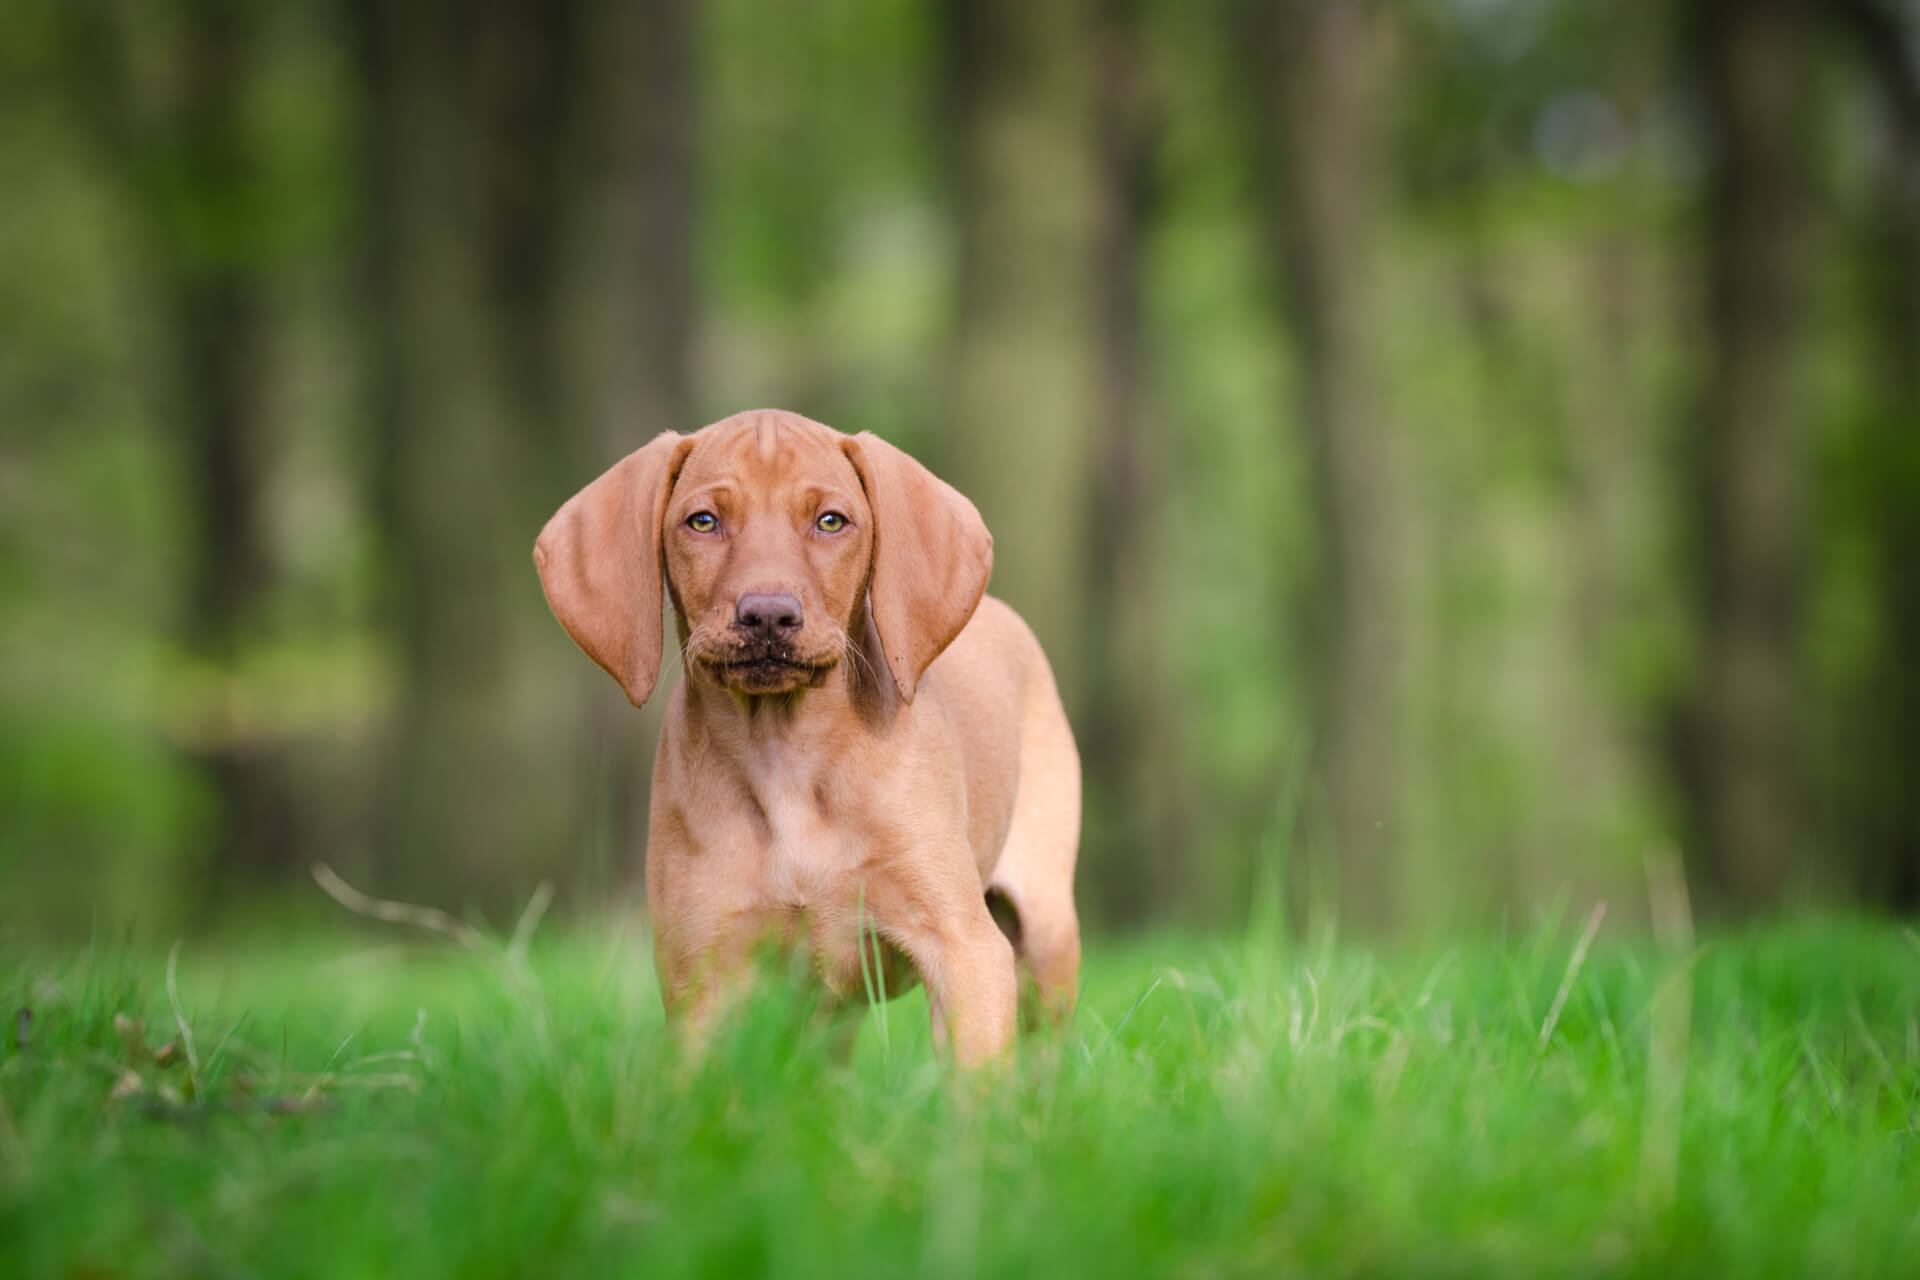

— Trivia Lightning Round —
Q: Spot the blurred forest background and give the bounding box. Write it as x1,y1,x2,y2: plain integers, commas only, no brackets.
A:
1,0,1915,940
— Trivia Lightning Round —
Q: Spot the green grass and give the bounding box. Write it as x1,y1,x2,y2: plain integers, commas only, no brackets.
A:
3,915,1918,1277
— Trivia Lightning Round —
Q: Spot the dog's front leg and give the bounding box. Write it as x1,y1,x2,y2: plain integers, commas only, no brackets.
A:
857,847,1019,1066
655,926,761,1055
913,906,1019,1068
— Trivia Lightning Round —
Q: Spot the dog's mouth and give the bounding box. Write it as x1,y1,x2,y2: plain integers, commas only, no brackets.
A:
699,648,837,693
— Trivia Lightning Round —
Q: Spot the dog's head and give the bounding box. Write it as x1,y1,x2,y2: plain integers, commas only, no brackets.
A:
534,409,992,705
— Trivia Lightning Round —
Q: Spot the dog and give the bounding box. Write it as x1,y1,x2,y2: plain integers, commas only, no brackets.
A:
534,409,1080,1064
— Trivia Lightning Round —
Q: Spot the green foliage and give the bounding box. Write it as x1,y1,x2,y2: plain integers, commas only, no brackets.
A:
0,0,1915,929
4,920,1918,1275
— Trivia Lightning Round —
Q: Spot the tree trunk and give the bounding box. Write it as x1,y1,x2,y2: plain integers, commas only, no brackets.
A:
1684,0,1812,909
59,0,289,896
938,0,1100,686
174,0,289,893
1837,0,1920,907
1868,160,1920,908
565,0,698,890
347,0,548,906
477,0,582,469
346,0,696,908
1553,0,1667,918
1077,0,1179,925
1242,0,1402,933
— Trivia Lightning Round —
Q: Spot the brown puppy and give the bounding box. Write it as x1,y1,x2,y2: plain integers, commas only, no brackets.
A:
535,409,1080,1065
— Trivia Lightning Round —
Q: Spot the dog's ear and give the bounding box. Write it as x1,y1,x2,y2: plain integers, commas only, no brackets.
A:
534,431,692,707
844,432,993,702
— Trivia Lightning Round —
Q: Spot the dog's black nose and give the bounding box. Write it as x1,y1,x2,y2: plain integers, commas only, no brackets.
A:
735,592,804,641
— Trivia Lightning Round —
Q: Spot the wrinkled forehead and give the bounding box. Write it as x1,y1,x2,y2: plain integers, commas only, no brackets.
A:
674,416,864,507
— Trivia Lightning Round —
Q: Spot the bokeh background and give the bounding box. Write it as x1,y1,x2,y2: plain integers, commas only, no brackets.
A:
2,0,1915,941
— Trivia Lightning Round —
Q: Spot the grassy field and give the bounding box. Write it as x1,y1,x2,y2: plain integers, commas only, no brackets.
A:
3,912,1918,1277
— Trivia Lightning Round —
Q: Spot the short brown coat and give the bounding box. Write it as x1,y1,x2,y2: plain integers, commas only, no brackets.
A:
536,409,1080,1063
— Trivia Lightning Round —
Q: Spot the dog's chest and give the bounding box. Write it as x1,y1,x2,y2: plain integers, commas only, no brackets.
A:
732,759,913,994
758,793,844,905
736,755,852,906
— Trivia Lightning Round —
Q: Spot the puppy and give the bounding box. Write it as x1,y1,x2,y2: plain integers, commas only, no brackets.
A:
535,409,1079,1064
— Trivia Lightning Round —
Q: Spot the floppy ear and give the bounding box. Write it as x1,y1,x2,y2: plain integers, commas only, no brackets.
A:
843,432,993,702
533,431,691,707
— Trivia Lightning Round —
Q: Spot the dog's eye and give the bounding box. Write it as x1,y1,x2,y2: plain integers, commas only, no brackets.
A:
686,511,718,533
815,511,847,533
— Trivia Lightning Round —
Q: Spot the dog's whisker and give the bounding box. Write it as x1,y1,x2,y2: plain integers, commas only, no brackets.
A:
847,638,882,690
829,630,879,690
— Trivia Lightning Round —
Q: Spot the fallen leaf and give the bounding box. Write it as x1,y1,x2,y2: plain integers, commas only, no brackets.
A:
113,1014,148,1066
